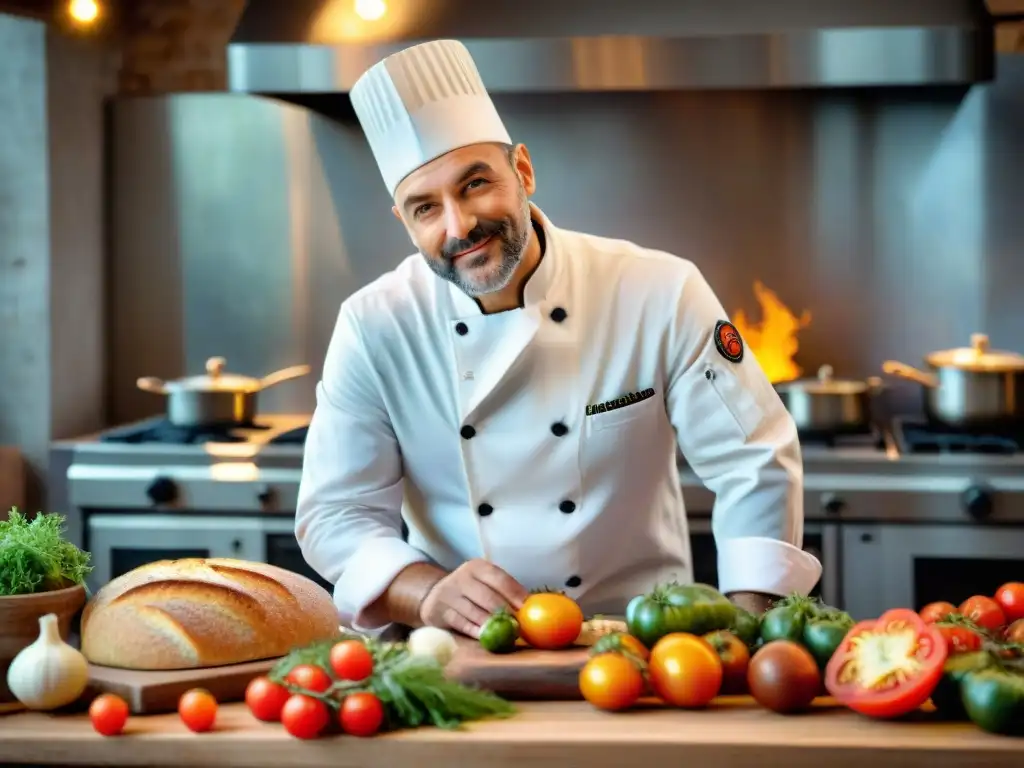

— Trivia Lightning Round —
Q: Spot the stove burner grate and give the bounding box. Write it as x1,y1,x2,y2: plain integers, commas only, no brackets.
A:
892,417,1023,455
797,428,885,450
269,426,308,445
99,419,271,445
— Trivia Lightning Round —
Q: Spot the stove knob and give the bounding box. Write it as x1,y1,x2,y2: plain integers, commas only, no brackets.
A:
821,494,845,516
257,485,275,506
146,476,178,505
962,484,994,520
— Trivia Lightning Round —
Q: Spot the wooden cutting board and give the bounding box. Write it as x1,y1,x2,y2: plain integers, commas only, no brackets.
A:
84,620,622,714
85,657,280,715
445,637,590,700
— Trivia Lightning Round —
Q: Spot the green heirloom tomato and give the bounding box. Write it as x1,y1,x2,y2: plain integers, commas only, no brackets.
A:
930,651,995,721
800,608,854,669
960,666,1024,736
626,583,737,648
479,609,519,654
760,604,808,644
802,618,852,670
730,608,762,650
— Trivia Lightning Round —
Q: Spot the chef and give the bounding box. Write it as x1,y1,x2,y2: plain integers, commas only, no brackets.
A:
295,39,821,639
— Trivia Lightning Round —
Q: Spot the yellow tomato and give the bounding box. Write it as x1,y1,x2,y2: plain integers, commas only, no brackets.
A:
518,593,584,650
648,632,723,708
579,652,645,711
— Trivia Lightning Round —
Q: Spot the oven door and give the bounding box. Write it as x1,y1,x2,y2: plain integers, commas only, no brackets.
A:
85,513,332,593
687,517,840,609
842,523,1024,621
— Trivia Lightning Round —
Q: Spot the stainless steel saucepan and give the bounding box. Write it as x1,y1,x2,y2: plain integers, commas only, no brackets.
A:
882,333,1024,428
775,365,884,434
137,357,311,427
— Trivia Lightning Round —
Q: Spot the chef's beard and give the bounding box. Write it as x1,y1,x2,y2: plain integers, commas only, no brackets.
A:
420,187,531,297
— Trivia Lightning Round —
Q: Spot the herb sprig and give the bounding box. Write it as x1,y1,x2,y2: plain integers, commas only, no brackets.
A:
269,630,516,730
0,509,93,597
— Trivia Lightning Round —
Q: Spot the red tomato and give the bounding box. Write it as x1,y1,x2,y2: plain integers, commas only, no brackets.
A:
281,694,330,740
339,692,385,737
1006,618,1024,644
89,693,129,737
245,676,291,722
919,601,958,624
703,630,750,695
178,689,218,733
935,623,983,654
329,640,374,682
285,664,332,693
959,595,1006,632
994,582,1024,624
825,608,947,719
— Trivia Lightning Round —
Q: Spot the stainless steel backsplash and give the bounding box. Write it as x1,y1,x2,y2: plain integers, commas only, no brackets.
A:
109,57,1024,423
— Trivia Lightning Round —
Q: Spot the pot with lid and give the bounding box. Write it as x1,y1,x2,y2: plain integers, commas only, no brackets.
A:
137,357,311,428
882,333,1024,428
775,365,884,435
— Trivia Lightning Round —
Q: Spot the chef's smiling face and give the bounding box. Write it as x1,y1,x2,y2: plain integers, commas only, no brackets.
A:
393,142,537,297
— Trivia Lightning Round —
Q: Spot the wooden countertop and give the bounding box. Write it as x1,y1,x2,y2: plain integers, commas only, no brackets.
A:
0,698,1022,768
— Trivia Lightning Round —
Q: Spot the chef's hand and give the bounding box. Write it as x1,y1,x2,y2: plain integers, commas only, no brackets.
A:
418,558,529,639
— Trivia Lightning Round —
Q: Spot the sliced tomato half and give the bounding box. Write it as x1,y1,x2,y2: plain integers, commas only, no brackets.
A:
824,608,948,719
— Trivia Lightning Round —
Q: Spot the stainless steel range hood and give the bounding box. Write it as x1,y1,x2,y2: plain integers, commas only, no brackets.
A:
227,0,995,94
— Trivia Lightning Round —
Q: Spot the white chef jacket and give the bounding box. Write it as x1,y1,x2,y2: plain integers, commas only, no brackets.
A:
296,205,822,631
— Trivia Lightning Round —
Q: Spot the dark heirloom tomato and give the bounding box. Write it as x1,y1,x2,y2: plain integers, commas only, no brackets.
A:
824,608,947,719
747,641,821,714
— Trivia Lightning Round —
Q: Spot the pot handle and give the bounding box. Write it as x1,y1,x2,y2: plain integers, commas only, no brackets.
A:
881,360,938,388
259,364,312,390
136,377,168,395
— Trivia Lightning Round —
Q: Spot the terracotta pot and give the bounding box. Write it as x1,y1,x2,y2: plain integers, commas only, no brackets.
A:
0,584,87,711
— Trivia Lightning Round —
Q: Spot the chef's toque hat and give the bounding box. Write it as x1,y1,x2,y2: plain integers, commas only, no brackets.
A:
350,39,512,197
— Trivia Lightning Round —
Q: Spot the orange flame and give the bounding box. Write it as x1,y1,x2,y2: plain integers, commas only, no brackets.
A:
732,281,812,383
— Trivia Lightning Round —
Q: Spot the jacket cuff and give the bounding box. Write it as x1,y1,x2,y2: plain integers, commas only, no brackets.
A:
334,537,430,633
716,536,822,597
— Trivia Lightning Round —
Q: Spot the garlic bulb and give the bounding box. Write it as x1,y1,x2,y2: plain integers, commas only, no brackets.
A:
407,627,458,667
7,612,89,711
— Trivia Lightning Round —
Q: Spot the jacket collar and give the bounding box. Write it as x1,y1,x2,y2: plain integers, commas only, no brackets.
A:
446,203,562,318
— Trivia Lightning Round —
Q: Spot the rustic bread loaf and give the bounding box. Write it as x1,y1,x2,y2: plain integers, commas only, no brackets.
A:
80,558,341,670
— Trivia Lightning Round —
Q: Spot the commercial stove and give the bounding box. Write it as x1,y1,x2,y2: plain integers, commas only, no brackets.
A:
51,414,1024,619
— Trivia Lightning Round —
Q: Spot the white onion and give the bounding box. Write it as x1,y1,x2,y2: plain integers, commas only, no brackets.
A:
407,627,458,667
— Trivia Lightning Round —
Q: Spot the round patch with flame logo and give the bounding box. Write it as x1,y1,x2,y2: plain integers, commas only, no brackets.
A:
714,320,744,363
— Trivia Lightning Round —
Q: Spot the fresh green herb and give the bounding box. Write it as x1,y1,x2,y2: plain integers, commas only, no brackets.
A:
0,509,93,597
270,630,516,730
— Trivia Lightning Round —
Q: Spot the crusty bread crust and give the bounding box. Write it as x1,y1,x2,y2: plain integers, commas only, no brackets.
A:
80,558,341,670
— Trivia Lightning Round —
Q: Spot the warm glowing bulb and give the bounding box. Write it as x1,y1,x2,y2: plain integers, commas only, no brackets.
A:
354,0,386,22
69,0,99,23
